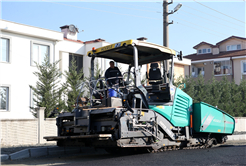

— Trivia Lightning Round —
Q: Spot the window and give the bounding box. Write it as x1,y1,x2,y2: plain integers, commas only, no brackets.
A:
1,38,9,62
191,66,204,77
227,44,241,51
242,61,246,74
69,54,83,78
198,67,204,76
198,48,211,54
31,44,50,65
214,60,231,75
0,86,9,111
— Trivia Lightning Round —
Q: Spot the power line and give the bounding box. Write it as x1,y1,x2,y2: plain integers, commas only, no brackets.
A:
41,0,234,39
176,22,223,38
122,2,245,31
182,4,245,28
91,2,161,13
181,9,244,33
194,0,246,24
171,15,228,36
41,0,160,20
120,2,162,10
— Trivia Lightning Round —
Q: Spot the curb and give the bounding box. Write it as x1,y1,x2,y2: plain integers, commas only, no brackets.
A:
227,134,246,141
1,146,98,161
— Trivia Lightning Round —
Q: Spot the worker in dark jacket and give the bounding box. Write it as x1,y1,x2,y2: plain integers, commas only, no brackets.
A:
105,61,122,86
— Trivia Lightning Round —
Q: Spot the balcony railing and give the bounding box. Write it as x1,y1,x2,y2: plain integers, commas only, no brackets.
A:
192,72,204,78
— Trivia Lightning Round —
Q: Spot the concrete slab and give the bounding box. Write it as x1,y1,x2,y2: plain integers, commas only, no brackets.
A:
48,147,64,156
29,147,48,157
1,154,9,161
9,149,29,160
228,134,246,141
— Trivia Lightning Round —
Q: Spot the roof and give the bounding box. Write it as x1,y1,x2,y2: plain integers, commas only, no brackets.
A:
193,41,215,49
216,36,246,46
193,36,246,50
64,38,84,44
84,38,105,44
185,49,246,61
87,39,176,65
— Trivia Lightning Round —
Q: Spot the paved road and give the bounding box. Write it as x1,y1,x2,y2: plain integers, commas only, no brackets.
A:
2,141,246,166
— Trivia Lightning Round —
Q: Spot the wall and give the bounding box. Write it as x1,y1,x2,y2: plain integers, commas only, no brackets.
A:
174,64,184,79
184,66,190,77
203,61,214,81
0,31,60,119
233,58,246,85
212,47,219,55
219,39,246,52
1,109,245,146
196,44,212,54
234,117,246,132
0,108,56,146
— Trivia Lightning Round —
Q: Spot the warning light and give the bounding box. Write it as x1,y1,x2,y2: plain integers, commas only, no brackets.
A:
57,107,59,110
92,47,96,52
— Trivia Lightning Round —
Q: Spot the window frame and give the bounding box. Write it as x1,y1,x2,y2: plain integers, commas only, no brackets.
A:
30,41,51,66
213,60,231,76
0,36,12,64
198,48,211,54
69,53,84,78
0,85,11,112
226,44,241,51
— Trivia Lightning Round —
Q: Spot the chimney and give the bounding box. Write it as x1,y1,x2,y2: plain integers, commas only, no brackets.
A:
60,24,78,40
137,37,147,42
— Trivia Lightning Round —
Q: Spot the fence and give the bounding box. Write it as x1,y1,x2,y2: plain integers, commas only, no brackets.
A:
0,108,246,146
0,108,57,146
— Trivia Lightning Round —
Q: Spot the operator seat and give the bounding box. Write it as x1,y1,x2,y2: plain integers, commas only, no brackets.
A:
148,63,162,85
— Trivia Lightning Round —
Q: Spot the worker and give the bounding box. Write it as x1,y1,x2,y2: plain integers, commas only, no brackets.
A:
105,61,122,87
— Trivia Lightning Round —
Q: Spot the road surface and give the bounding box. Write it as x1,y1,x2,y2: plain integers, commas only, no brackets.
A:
2,141,246,166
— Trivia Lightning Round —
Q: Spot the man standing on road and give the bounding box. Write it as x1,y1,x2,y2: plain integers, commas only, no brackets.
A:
105,61,122,87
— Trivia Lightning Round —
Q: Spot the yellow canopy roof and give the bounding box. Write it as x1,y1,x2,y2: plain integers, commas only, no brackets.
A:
87,39,176,65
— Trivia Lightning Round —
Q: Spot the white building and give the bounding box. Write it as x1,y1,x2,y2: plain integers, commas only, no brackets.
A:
0,20,111,119
0,19,190,119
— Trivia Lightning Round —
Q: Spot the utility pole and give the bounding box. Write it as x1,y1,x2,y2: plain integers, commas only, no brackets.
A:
163,0,173,47
162,0,182,83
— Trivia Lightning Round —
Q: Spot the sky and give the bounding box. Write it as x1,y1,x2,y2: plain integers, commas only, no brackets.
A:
1,0,245,56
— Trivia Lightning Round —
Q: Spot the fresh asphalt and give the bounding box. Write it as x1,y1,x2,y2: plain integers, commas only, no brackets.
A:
1,141,245,166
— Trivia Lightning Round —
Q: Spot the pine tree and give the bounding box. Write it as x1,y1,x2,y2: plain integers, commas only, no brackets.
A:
218,76,232,114
30,55,62,118
206,75,222,107
195,73,206,103
183,75,197,102
63,56,84,112
230,80,242,117
238,79,246,116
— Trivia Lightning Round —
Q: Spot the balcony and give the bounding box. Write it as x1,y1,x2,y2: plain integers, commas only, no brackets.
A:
192,71,205,78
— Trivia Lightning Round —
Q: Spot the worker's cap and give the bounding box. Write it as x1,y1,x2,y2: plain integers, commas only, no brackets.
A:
109,61,115,64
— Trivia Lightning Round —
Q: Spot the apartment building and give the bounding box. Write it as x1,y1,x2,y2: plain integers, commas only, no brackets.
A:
185,36,246,84
0,19,111,119
0,19,190,119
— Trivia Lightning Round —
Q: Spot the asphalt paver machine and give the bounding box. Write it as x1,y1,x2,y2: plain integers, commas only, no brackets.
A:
44,39,235,152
